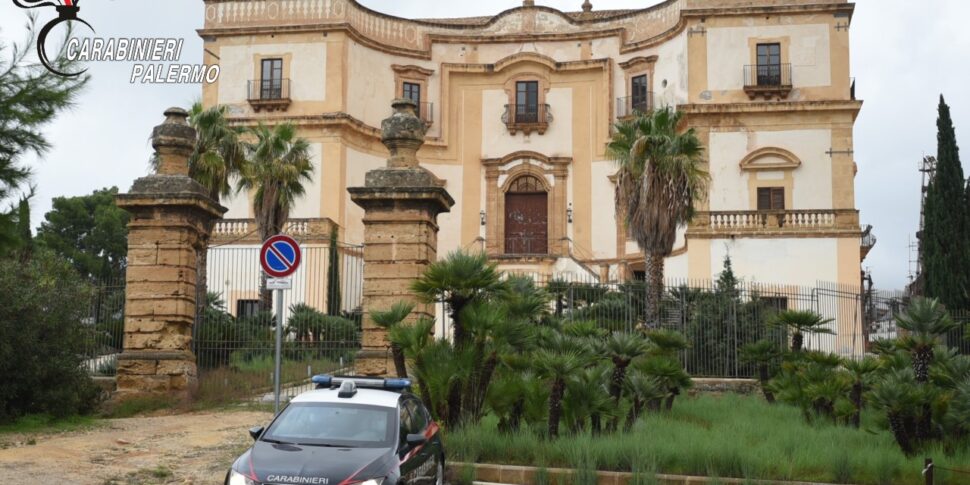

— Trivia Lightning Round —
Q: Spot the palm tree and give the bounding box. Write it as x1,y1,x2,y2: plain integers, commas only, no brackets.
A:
623,370,665,432
608,107,709,327
602,332,648,431
370,301,414,378
638,355,692,412
740,339,784,403
769,310,835,352
842,356,880,428
895,297,958,382
389,317,440,418
563,365,613,435
535,349,588,439
869,368,921,455
410,250,507,350
237,122,313,309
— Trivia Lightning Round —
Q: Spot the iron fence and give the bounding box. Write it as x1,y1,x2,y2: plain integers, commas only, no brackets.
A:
194,243,364,402
744,63,792,87
81,273,126,376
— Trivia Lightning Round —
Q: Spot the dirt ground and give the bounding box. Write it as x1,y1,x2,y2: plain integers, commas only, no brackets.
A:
0,409,273,485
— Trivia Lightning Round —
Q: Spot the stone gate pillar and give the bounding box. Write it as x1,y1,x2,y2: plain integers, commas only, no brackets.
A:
114,108,226,400
349,99,454,376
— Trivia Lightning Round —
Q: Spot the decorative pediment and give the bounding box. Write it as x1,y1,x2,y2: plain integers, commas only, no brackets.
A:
391,64,435,77
618,55,658,71
739,147,802,171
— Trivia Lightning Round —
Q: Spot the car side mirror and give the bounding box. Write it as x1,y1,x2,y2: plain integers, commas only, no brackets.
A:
406,433,427,447
249,426,264,441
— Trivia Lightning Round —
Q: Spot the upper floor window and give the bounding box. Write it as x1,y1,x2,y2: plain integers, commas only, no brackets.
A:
756,43,782,86
631,74,650,112
515,81,540,124
403,82,421,112
261,58,284,100
757,187,785,211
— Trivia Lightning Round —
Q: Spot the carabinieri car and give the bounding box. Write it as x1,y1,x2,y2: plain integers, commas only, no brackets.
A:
226,376,444,485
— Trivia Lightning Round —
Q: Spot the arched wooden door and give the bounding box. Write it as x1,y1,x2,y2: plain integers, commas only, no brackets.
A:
505,175,548,255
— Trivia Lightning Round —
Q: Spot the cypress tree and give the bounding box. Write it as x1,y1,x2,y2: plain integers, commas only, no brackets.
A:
922,96,968,309
326,228,342,315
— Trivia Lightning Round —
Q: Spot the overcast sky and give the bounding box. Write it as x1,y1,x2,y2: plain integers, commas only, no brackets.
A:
0,0,967,290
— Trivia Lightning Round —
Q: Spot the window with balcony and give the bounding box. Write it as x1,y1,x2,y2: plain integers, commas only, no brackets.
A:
248,58,291,112
401,81,429,122
503,80,551,135
757,187,786,211
744,43,792,100
392,64,434,125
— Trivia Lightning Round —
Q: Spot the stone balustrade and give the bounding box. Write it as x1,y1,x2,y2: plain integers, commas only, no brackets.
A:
211,218,337,243
688,209,861,238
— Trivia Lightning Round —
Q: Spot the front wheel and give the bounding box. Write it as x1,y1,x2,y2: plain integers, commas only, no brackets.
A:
435,455,445,485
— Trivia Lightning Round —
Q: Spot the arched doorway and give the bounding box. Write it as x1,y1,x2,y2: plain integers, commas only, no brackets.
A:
505,174,548,255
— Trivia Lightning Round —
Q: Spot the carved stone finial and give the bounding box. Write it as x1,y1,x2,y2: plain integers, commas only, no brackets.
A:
381,98,427,169
523,0,535,6
582,1,593,12
152,107,196,176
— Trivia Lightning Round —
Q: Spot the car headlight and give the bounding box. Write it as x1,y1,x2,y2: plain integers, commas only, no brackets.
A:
228,469,256,485
358,479,385,485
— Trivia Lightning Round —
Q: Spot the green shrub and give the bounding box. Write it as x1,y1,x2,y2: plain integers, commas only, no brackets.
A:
0,251,102,422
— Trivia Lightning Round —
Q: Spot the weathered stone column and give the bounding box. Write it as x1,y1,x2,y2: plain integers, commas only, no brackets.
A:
349,99,455,376
114,108,226,400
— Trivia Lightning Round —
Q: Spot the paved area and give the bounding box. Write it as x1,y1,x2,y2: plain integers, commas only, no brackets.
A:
0,409,272,484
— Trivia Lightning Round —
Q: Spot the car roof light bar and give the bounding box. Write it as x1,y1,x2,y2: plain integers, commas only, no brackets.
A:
311,375,412,392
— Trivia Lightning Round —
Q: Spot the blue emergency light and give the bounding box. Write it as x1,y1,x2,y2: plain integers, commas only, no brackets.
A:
312,374,412,392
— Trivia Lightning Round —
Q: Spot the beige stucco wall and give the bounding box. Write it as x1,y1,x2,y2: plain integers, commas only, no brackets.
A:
708,129,833,211
343,147,385,244
590,160,618,259
707,24,832,92
481,88,574,159
217,41,327,107
710,237,839,286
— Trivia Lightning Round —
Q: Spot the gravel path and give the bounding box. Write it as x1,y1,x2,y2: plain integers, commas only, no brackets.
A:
0,409,273,485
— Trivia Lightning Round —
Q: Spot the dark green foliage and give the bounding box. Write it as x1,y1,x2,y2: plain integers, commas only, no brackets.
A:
0,251,101,422
36,187,129,280
327,230,342,316
922,96,969,309
0,17,88,257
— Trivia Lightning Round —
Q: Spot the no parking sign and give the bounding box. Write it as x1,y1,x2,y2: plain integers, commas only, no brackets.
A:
260,234,301,415
260,235,302,278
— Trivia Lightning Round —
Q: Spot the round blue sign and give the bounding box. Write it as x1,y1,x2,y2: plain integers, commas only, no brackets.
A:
260,235,302,278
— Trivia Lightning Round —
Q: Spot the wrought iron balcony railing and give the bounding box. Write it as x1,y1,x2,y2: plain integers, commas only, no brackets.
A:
247,78,291,112
502,103,552,135
616,93,655,118
743,64,793,100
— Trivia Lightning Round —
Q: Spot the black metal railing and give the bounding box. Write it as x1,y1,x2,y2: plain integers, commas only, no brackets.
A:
248,78,291,101
503,103,552,126
504,235,549,256
743,64,792,88
616,93,655,118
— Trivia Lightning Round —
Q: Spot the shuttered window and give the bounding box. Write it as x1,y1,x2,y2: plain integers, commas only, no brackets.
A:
757,187,785,210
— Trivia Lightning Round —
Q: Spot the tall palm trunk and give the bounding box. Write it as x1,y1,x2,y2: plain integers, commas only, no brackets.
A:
644,252,665,328
547,377,566,439
390,343,407,378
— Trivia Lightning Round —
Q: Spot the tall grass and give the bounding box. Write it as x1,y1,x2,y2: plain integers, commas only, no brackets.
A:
445,394,970,485
195,355,339,406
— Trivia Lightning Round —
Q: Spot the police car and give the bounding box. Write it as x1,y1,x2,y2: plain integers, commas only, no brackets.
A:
226,376,444,485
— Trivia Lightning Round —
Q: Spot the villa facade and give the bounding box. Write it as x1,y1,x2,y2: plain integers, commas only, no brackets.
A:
199,0,870,295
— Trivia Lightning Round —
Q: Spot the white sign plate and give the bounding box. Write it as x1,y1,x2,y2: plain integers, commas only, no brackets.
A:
267,278,292,290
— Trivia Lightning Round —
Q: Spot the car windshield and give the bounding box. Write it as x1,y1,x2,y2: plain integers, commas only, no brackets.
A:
262,402,396,448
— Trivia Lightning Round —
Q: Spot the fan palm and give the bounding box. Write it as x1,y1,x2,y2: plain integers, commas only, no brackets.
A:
563,365,613,435
605,332,649,402
535,349,588,438
842,356,881,428
740,339,784,403
237,122,313,309
869,368,921,455
388,317,436,415
637,355,691,411
895,297,958,382
769,310,835,352
370,301,414,378
646,328,689,358
608,107,709,328
623,370,666,432
410,250,506,350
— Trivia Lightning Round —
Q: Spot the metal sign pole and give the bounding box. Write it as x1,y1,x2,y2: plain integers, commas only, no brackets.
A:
274,288,284,414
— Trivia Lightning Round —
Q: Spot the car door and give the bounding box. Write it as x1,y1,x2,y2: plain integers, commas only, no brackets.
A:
398,398,435,484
